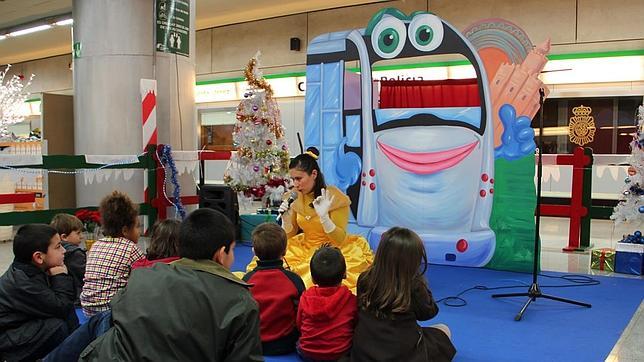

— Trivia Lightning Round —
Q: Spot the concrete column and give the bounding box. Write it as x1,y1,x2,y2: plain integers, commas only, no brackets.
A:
154,0,197,217
155,0,197,151
73,0,195,209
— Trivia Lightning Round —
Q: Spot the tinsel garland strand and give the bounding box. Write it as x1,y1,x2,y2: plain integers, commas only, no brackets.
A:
159,145,186,219
241,56,284,138
243,57,273,98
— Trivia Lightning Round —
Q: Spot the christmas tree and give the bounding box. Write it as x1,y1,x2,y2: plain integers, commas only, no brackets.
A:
0,65,34,140
611,105,644,225
223,54,290,199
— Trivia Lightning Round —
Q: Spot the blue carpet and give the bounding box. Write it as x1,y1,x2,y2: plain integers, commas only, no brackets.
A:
233,244,644,362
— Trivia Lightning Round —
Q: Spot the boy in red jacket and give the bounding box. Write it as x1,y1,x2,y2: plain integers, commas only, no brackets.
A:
297,245,357,361
243,223,305,355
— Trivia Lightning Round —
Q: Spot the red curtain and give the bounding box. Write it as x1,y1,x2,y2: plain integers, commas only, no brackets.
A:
379,78,480,108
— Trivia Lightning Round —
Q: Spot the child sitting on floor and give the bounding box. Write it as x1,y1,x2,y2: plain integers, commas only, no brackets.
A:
132,219,180,269
350,227,456,361
243,222,305,355
50,213,86,306
297,245,357,361
78,208,262,361
0,224,79,361
80,191,144,316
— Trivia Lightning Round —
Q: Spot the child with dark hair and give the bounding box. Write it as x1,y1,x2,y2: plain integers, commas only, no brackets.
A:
297,245,357,361
51,213,86,306
351,227,456,361
80,191,144,316
243,222,305,355
132,219,180,269
0,224,78,361
78,208,262,361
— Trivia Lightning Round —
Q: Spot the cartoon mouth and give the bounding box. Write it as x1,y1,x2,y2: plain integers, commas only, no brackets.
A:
377,140,479,175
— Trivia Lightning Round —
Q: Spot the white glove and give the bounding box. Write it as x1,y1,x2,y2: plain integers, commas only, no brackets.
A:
278,199,294,233
313,188,336,234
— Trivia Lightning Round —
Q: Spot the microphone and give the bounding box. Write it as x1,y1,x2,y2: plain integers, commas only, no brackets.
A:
276,191,298,222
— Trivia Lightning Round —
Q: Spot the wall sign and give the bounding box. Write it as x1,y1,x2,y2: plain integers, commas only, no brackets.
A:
156,0,190,57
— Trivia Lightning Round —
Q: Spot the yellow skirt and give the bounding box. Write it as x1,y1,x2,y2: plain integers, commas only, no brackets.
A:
246,233,374,294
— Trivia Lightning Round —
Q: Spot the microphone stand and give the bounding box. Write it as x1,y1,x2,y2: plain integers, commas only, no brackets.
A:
491,88,591,321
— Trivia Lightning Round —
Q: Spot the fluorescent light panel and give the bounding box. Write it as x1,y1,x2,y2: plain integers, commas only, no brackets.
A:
9,24,52,37
599,125,637,129
534,127,570,136
54,19,73,26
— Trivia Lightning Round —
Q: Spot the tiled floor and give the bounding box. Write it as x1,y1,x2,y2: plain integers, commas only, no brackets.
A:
0,217,642,360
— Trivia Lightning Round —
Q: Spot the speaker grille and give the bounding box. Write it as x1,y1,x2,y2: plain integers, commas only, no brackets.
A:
198,184,240,239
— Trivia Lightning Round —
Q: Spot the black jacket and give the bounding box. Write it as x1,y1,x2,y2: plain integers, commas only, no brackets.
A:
62,242,86,305
351,275,456,362
80,258,263,361
0,261,77,360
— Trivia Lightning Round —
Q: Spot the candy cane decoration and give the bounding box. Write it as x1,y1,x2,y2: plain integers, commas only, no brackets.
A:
141,79,157,230
141,79,158,149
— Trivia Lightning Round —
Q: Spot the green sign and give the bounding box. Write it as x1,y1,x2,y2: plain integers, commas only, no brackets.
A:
156,0,190,57
73,42,81,59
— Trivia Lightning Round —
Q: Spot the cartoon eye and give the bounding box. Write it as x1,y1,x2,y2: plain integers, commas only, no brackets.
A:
408,14,443,52
371,16,407,59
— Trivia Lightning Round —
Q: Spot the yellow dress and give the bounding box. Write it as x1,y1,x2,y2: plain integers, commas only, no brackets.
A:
246,186,373,293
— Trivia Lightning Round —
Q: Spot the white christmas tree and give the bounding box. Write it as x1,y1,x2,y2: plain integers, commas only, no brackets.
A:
0,65,34,140
223,53,290,199
611,105,644,225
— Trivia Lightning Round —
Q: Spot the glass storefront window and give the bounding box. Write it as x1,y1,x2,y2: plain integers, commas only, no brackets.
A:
532,96,643,154
199,109,236,151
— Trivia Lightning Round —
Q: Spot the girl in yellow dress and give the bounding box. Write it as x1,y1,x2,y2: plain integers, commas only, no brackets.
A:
247,147,373,292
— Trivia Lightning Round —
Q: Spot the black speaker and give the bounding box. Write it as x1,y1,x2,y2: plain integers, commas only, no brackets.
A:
198,184,240,239
290,37,301,51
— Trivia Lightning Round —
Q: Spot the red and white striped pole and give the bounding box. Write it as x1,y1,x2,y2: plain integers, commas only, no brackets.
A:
141,79,158,229
141,79,158,150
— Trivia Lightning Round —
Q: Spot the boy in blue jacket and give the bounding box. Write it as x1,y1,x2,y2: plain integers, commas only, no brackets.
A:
50,213,86,306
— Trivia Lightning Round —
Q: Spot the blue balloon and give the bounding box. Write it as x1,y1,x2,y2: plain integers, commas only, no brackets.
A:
495,104,536,161
639,206,644,213
635,230,642,237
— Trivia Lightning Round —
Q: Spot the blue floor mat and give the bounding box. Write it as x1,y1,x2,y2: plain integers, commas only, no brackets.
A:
233,244,643,362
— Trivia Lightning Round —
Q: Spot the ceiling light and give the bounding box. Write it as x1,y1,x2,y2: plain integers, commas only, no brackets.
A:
54,19,73,26
9,24,52,37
